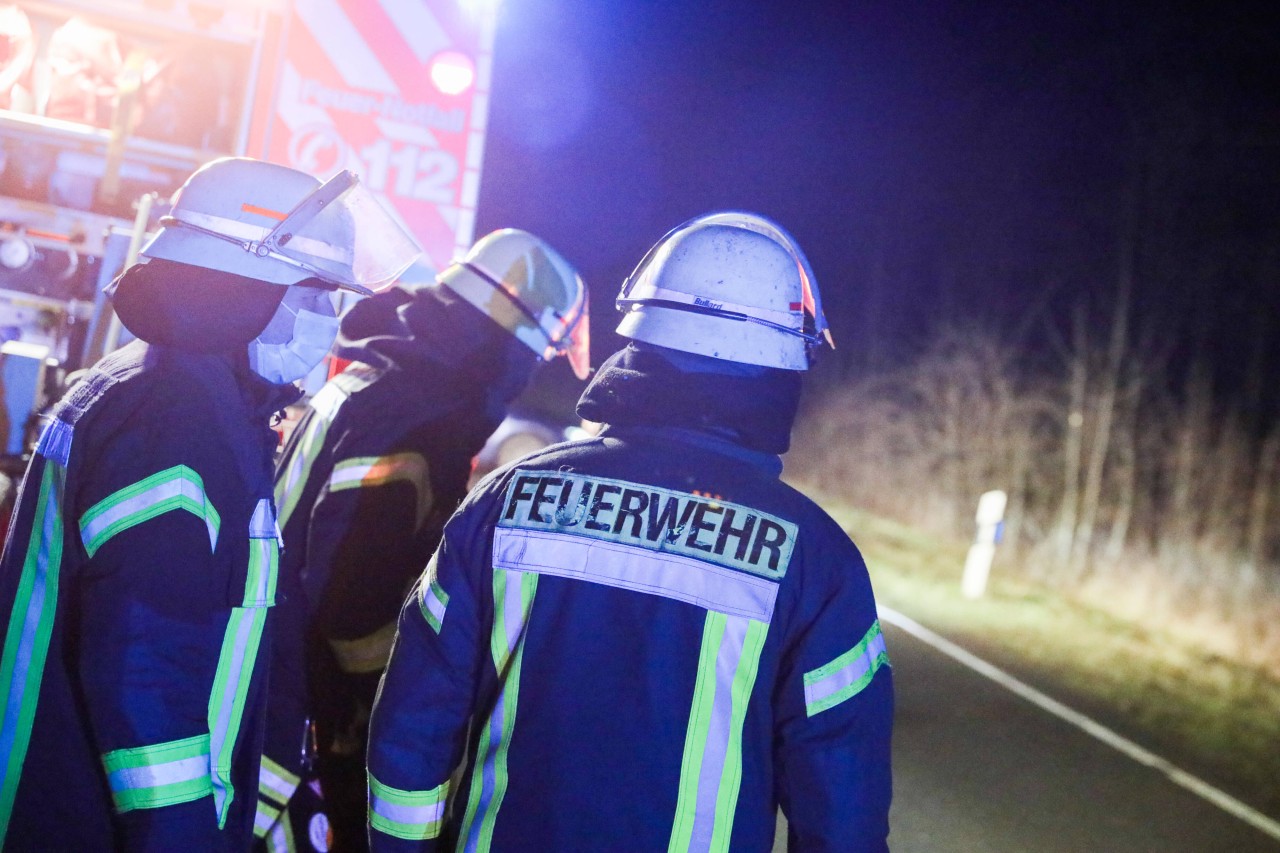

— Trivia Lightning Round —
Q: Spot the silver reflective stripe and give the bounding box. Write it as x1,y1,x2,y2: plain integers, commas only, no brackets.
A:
492,527,778,622
372,796,445,827
79,466,220,557
418,565,449,634
803,620,890,717
108,753,209,792
259,756,300,805
245,499,279,606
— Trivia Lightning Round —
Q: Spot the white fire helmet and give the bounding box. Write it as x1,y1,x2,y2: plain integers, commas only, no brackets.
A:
615,211,834,371
140,157,422,295
437,228,591,380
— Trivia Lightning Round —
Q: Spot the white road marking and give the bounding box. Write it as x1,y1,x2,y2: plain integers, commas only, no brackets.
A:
878,605,1280,843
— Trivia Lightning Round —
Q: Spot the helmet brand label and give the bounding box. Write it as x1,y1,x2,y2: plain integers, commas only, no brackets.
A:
693,297,724,311
499,470,796,579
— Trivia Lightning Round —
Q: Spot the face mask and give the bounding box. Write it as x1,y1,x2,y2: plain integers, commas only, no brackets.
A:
248,285,340,384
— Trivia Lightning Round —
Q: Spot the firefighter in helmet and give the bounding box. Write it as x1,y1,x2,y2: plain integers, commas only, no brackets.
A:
367,212,893,851
254,229,588,852
0,156,419,850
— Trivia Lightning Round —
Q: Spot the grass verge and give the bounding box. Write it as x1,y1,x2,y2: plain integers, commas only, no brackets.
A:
797,485,1280,821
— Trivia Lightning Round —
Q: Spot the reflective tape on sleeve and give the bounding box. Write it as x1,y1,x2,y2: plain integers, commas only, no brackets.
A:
803,620,890,717
80,465,221,557
368,773,448,841
417,567,449,634
328,452,433,530
102,734,213,813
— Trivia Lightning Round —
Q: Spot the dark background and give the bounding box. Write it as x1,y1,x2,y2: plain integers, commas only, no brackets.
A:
473,1,1280,424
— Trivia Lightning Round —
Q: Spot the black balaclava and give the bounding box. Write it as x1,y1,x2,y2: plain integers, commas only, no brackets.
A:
575,341,803,455
110,257,286,353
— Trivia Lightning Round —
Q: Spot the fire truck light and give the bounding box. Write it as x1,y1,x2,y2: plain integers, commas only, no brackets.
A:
429,51,476,97
0,237,34,272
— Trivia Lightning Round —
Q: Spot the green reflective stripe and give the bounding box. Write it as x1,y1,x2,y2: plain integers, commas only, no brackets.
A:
259,755,300,806
417,569,449,634
458,569,538,853
803,620,889,717
80,465,220,558
103,734,213,812
368,773,449,840
329,452,433,530
0,458,66,839
329,620,398,674
245,500,279,606
669,613,769,853
709,619,767,853
275,381,347,529
207,605,268,828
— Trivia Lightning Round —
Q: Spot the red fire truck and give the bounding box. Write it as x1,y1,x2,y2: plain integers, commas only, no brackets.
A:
0,0,498,462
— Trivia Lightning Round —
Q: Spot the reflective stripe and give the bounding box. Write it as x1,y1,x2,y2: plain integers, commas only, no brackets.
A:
0,438,68,838
245,500,280,606
207,605,268,827
254,801,279,837
275,381,348,529
329,620,398,674
261,801,297,851
368,773,448,840
328,452,432,530
669,612,769,853
80,465,221,557
259,755,301,806
492,527,778,622
803,620,890,717
458,569,538,853
417,567,449,634
102,734,213,812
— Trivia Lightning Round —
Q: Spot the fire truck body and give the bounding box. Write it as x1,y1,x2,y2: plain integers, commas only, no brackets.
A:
0,0,495,455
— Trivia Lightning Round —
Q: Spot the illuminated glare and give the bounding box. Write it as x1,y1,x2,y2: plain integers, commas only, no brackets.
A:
430,50,476,96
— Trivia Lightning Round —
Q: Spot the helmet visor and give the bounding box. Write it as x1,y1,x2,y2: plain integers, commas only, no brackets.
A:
267,172,422,294
555,288,590,380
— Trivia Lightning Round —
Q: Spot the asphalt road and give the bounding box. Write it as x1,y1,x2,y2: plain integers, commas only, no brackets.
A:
873,615,1280,852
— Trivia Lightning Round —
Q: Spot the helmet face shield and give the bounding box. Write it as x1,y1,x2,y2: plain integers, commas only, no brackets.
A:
146,163,422,296
550,282,590,380
438,228,591,379
264,172,422,294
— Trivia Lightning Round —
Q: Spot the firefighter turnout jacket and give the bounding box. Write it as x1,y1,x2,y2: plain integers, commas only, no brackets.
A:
368,424,894,852
258,285,511,850
0,340,294,850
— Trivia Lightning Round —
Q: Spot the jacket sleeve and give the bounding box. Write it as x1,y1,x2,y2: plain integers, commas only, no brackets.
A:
302,438,436,649
366,510,489,852
773,527,894,853
73,416,272,847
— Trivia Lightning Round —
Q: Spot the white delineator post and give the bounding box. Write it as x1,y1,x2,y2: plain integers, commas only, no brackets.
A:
962,489,1007,599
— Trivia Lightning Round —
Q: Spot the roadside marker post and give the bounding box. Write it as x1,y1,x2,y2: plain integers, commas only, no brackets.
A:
961,489,1007,599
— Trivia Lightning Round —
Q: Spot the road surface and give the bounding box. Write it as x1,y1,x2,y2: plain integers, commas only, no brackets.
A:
867,612,1279,852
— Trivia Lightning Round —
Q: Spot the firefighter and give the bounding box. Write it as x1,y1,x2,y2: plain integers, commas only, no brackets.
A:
0,156,418,850
366,212,894,852
254,229,588,853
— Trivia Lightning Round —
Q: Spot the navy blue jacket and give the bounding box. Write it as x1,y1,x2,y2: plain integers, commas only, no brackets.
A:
0,340,292,850
367,423,893,852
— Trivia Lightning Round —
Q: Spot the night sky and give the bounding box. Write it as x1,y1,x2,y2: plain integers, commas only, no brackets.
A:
473,1,1280,421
